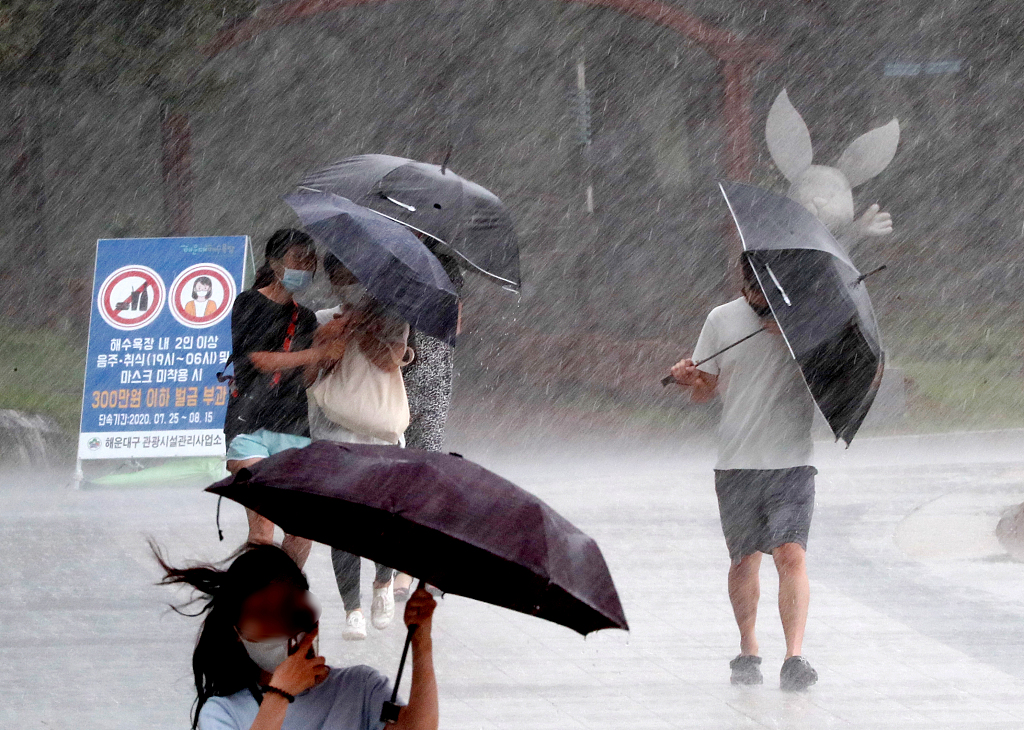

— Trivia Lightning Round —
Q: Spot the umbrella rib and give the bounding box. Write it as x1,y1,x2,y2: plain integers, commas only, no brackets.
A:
381,194,417,212
363,209,520,288
764,264,792,306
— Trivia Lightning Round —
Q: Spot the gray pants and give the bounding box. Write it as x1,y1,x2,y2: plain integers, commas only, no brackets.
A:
331,548,394,612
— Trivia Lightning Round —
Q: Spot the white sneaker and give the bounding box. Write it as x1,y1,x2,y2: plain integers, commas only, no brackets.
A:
343,610,367,641
371,581,395,630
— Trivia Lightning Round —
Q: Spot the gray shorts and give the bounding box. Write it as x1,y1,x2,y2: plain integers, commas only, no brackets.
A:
714,466,816,563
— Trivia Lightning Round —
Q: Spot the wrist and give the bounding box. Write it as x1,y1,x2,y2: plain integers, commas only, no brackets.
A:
262,687,294,706
411,632,433,652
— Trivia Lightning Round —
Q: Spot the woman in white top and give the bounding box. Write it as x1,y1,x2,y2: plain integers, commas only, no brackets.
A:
153,542,438,730
306,253,414,641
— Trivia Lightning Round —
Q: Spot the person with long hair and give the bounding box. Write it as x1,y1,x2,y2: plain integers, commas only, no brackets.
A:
225,229,341,568
306,253,415,640
153,542,439,730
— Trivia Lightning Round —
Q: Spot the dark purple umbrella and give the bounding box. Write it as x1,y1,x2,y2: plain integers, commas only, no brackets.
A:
206,441,628,635
208,442,627,721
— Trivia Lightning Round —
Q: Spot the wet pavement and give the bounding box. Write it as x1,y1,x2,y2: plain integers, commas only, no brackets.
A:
2,430,1023,729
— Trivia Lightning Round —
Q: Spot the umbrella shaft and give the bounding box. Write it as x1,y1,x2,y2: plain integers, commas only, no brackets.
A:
660,328,765,387
694,327,765,367
390,579,426,703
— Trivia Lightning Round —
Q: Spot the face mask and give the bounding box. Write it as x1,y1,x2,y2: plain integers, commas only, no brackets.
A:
239,635,290,673
335,283,367,306
238,630,319,673
280,268,313,293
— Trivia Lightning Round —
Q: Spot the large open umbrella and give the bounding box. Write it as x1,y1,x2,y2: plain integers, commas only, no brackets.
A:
296,154,520,289
720,181,885,446
208,442,627,720
284,191,458,344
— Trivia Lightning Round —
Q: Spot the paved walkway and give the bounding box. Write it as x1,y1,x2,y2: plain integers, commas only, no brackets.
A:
2,432,1023,729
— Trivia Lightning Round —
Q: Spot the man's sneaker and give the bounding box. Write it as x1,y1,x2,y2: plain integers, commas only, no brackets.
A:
371,581,395,630
730,654,763,685
780,656,818,691
343,610,367,641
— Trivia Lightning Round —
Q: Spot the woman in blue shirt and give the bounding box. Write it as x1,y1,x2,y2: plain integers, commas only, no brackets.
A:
154,543,438,730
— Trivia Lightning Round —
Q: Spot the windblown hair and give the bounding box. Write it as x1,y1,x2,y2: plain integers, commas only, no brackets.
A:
151,541,310,728
252,228,316,290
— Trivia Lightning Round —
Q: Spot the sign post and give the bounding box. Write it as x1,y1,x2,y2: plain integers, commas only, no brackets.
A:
77,237,249,479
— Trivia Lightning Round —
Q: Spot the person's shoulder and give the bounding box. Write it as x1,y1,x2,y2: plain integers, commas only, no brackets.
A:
329,663,388,686
233,288,264,311
296,303,318,326
708,297,751,321
197,689,253,728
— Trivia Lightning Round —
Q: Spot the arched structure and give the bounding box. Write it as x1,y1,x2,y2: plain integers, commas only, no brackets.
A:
163,0,776,233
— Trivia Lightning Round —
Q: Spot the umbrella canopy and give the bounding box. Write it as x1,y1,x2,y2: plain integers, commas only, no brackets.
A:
207,441,628,635
720,181,885,446
284,191,458,345
297,154,520,289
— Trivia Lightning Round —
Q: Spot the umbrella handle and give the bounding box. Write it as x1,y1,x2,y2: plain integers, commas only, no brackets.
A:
381,579,427,724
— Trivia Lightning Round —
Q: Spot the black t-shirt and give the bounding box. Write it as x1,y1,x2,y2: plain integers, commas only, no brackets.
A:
226,289,318,438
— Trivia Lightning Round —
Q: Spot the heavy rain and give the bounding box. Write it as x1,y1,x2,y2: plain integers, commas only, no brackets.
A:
2,1,1024,728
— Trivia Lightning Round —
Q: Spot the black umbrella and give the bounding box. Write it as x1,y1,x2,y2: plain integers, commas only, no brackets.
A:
720,181,886,446
297,154,520,288
284,191,458,345
207,442,628,720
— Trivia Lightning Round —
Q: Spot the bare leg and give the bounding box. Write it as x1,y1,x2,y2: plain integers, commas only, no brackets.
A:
228,456,311,567
394,572,414,597
773,542,809,658
282,535,312,569
227,458,275,545
728,552,762,656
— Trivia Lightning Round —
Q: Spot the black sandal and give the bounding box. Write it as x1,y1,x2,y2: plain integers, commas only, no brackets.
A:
730,654,763,685
780,656,818,691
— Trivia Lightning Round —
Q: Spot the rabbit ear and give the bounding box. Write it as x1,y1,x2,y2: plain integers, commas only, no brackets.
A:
766,89,813,182
835,118,900,187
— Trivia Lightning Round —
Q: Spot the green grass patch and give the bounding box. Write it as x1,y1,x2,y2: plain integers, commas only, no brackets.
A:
897,358,1024,432
0,322,88,432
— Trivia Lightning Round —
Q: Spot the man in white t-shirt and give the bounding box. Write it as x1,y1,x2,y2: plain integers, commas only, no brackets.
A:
670,255,818,691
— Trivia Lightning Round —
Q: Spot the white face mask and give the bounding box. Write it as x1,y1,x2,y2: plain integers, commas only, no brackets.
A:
238,630,319,673
239,635,290,673
335,283,367,306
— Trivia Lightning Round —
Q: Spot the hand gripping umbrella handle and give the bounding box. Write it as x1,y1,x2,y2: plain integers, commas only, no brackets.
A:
660,328,766,387
381,580,427,724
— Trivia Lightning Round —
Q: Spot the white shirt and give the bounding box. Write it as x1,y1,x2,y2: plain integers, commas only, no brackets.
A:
693,297,814,470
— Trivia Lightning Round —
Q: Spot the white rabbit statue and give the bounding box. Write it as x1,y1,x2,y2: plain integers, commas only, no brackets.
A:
766,89,900,249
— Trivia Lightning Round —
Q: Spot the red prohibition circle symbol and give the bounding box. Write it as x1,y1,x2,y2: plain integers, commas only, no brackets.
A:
97,265,166,331
169,263,236,328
